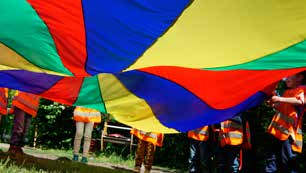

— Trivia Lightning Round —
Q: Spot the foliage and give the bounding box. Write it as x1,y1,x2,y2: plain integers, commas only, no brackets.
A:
0,90,19,143
154,133,189,170
0,114,14,143
28,99,75,149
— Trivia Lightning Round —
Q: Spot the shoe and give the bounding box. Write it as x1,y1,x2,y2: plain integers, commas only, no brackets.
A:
8,145,24,160
72,154,79,161
81,157,88,163
144,168,151,173
133,166,141,172
8,145,24,155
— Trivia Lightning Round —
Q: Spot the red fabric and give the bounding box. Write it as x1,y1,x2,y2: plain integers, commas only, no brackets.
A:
39,77,83,105
0,88,8,115
27,0,89,76
140,67,306,109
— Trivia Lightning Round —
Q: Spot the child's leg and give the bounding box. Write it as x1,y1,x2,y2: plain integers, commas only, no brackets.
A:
188,138,201,173
10,107,26,147
22,114,32,146
199,140,213,172
82,122,94,158
280,138,299,173
135,139,147,169
73,122,85,155
144,142,156,172
264,135,282,173
220,145,240,173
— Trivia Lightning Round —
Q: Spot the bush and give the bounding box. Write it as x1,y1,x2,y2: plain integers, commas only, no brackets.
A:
154,133,189,170
28,99,75,149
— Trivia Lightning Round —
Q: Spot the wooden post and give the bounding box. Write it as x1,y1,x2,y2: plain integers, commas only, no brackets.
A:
130,134,134,153
33,124,38,148
101,121,108,151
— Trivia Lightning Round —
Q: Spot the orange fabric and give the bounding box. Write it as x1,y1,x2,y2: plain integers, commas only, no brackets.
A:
130,128,164,147
73,106,101,123
267,87,304,153
187,126,210,141
0,88,8,115
292,120,303,153
11,91,40,117
73,115,101,123
219,120,243,147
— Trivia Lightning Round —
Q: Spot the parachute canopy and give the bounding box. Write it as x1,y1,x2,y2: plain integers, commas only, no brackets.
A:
1,0,306,133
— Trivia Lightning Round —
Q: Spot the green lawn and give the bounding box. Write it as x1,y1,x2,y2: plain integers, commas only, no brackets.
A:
0,160,48,173
0,152,133,173
20,147,135,168
0,145,178,173
0,146,135,173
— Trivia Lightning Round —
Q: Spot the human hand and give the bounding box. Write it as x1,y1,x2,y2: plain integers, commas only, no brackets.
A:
266,96,280,108
270,96,282,103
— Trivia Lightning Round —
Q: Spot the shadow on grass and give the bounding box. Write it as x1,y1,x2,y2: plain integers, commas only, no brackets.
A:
0,150,134,173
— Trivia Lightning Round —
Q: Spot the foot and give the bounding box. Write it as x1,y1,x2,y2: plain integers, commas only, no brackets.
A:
81,157,88,163
72,154,79,161
144,168,151,173
8,145,24,160
133,166,141,172
8,145,24,155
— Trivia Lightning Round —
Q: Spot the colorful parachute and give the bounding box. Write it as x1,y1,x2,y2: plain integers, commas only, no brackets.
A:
1,0,306,133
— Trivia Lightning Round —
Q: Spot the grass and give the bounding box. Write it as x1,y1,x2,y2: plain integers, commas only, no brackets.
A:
21,147,135,168
0,144,178,173
94,152,135,167
0,159,47,173
0,146,135,173
0,152,133,173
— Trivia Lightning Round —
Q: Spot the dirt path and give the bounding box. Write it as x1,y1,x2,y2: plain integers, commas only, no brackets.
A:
0,143,177,173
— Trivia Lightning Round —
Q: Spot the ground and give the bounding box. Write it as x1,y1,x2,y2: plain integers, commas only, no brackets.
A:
0,143,180,173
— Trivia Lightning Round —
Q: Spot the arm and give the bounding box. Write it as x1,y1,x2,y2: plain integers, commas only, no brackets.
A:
270,92,304,105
